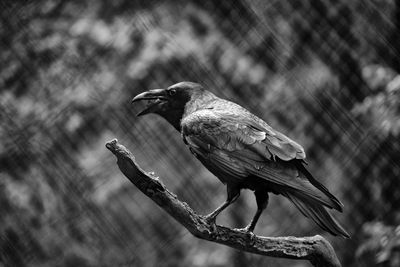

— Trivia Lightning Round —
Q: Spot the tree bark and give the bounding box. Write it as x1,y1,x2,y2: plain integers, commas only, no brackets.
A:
105,139,342,267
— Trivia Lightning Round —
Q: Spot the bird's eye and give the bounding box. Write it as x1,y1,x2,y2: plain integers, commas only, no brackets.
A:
168,89,176,96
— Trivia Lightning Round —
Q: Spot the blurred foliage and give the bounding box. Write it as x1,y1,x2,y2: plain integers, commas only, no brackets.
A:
0,0,400,266
356,222,400,267
355,68,400,136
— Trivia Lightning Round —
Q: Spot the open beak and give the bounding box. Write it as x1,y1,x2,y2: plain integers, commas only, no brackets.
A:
131,89,168,116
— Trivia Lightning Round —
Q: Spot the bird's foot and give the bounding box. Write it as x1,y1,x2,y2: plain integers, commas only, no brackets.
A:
203,214,218,233
233,226,256,242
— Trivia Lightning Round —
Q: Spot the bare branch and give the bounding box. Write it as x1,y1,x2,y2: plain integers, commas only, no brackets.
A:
105,139,342,267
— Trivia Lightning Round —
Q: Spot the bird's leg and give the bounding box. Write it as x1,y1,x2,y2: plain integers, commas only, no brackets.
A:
203,186,240,230
238,191,269,234
245,191,269,232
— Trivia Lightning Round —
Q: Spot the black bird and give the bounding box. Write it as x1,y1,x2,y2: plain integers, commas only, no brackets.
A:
132,81,349,238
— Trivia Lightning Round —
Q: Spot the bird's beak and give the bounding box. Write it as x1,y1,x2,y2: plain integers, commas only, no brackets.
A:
131,89,168,116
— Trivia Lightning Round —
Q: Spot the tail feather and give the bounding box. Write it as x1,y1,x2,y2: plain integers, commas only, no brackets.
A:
283,191,350,238
294,160,344,212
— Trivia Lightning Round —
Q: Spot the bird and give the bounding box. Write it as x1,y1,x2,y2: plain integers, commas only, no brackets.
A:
132,81,350,238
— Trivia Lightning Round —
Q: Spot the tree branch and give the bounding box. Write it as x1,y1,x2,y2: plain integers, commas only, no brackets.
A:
105,139,342,267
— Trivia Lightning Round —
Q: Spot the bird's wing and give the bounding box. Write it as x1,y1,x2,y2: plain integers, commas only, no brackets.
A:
182,108,305,162
244,115,306,161
182,109,339,209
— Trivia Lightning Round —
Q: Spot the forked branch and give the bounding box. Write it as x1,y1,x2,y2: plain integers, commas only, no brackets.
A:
105,139,342,267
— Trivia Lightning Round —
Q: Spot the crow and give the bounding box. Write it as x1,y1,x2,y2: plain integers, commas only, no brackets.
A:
132,81,349,238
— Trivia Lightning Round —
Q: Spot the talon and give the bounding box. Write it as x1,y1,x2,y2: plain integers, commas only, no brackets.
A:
246,230,256,241
233,226,256,245
203,215,215,225
203,215,217,233
233,226,256,241
233,227,250,233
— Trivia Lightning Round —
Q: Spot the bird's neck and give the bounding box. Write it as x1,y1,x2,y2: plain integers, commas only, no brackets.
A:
182,92,217,118
160,109,185,132
162,91,217,132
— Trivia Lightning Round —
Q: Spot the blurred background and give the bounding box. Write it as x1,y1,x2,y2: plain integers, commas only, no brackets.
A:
1,0,400,266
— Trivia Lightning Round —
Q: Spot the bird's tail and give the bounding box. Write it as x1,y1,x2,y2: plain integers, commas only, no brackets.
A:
282,191,350,238
294,160,344,212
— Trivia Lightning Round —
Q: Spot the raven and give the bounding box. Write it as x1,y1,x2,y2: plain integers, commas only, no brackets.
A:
132,81,349,238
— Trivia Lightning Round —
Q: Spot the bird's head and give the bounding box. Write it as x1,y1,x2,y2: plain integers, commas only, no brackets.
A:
132,82,212,130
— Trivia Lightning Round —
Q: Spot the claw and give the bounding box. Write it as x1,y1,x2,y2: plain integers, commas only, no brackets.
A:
203,215,217,233
233,226,256,242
